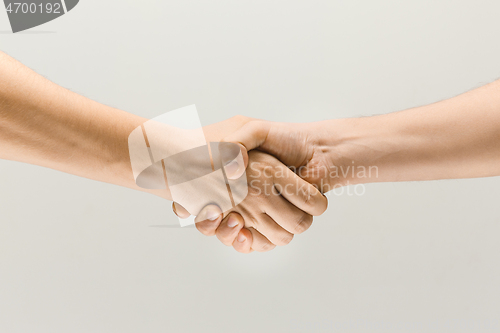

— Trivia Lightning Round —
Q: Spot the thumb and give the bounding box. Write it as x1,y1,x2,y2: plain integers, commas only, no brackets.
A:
172,202,191,218
221,121,272,179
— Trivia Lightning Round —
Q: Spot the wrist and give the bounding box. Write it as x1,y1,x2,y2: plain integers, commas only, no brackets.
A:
110,109,176,200
316,116,394,188
320,110,439,187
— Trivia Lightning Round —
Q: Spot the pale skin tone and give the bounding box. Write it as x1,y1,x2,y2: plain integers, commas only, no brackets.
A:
184,80,500,247
2,50,500,252
0,51,327,253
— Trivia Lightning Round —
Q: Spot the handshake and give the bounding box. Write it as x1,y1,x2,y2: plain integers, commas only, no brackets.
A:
158,115,358,254
125,90,500,254
2,50,499,253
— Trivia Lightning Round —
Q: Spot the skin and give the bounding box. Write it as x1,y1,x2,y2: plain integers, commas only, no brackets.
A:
194,150,327,253
192,80,500,247
0,51,327,253
224,80,500,185
0,50,250,198
3,49,499,253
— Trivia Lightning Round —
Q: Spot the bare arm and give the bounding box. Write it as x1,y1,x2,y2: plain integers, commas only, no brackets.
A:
332,80,500,185
224,80,500,189
0,51,249,200
0,51,152,195
0,51,328,254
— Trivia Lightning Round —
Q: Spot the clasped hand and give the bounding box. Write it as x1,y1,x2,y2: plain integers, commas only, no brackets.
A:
173,117,337,253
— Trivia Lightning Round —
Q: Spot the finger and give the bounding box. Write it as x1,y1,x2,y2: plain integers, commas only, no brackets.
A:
215,212,245,246
172,202,191,219
194,204,223,236
265,196,314,235
248,227,276,252
249,213,294,246
232,228,253,254
218,142,248,180
221,121,271,179
223,120,272,152
222,143,248,180
273,164,328,216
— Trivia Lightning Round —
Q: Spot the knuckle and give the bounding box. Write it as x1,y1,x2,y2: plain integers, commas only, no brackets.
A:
216,229,237,246
196,223,216,236
231,115,251,123
277,233,294,246
216,234,234,246
293,214,313,234
302,190,315,210
247,119,264,129
258,242,276,252
245,214,261,230
302,190,326,216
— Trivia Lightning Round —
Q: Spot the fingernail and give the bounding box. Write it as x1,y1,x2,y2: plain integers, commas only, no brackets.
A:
197,205,221,222
172,203,190,219
238,233,246,243
227,215,239,228
224,161,240,178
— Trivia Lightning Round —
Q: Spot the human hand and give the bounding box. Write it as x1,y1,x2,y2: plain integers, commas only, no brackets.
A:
222,119,350,190
170,115,326,253
174,148,328,253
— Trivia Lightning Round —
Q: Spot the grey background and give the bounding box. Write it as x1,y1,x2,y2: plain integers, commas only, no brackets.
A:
1,0,500,332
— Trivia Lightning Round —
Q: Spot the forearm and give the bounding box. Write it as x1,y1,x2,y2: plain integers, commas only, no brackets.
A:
0,51,170,197
330,80,500,185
